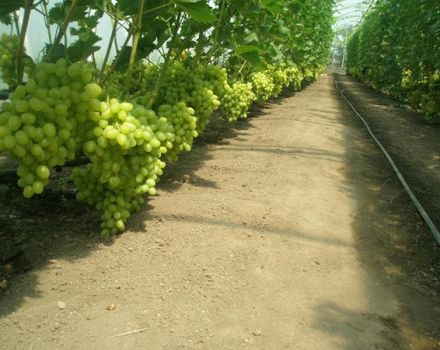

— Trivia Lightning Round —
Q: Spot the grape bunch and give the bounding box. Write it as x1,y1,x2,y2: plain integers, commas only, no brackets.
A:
0,34,19,87
285,65,303,90
105,62,146,98
154,63,221,135
250,71,275,103
189,78,220,133
221,82,255,122
0,59,96,198
0,33,19,86
157,102,197,161
156,63,193,106
195,65,229,99
268,66,289,97
0,33,34,87
72,99,169,236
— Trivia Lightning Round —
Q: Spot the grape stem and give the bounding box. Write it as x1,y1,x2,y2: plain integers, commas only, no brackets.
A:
13,11,20,36
46,0,78,62
143,2,172,16
192,31,205,67
174,30,197,62
147,12,182,109
100,15,118,79
125,0,146,93
16,0,33,85
206,0,226,64
41,1,52,45
104,30,133,82
234,61,247,80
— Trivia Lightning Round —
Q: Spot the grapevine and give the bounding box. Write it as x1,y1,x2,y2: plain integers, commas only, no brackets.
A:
0,0,335,236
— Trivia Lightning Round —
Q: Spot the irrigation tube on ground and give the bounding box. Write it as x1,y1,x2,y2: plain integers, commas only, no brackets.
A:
334,77,440,246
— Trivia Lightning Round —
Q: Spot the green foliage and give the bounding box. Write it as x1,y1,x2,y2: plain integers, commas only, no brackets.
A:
347,0,440,121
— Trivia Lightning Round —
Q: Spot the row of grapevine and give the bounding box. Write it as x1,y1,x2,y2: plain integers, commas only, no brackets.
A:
0,0,334,236
346,0,440,121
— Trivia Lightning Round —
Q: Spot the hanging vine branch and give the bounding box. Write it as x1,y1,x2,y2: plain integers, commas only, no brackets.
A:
16,0,33,85
45,0,78,61
125,0,145,92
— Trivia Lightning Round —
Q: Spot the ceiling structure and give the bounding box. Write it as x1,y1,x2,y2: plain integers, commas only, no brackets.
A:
330,0,376,69
333,0,376,32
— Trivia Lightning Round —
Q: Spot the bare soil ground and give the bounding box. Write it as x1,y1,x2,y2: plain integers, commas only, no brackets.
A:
334,73,440,231
1,74,439,350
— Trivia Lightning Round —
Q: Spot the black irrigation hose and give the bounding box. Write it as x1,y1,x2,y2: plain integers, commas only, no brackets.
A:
334,77,440,246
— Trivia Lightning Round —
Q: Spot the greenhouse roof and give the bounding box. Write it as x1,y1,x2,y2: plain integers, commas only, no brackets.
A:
333,0,375,32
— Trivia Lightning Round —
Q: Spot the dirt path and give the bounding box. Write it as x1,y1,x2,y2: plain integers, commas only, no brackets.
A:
334,74,440,231
1,74,439,350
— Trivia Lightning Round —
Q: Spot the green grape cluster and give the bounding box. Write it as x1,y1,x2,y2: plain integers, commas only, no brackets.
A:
268,66,289,97
105,62,146,98
0,33,33,87
104,73,125,100
195,65,229,99
0,59,95,198
250,72,275,103
285,66,303,91
0,34,19,87
157,102,197,161
72,99,169,236
221,82,255,122
141,64,159,92
189,78,220,133
153,63,221,135
157,63,193,105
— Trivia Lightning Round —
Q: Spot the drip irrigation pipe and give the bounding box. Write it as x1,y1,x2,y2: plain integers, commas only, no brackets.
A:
334,77,440,246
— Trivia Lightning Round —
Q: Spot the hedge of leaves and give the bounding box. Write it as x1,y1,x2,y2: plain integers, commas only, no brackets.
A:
346,0,440,121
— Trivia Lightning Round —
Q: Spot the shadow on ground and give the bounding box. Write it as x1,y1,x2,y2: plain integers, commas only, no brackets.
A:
309,74,440,350
0,90,298,317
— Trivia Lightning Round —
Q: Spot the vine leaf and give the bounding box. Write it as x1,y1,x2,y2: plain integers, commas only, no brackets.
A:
66,32,101,62
0,14,13,25
0,0,22,18
48,3,65,25
235,45,262,55
260,0,283,16
226,0,246,11
111,46,138,72
116,0,139,15
176,1,216,24
43,43,67,62
235,45,264,68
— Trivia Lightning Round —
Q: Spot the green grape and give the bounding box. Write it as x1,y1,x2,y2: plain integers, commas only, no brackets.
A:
36,165,50,179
